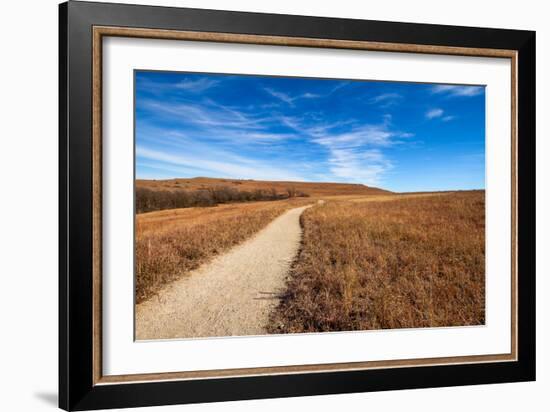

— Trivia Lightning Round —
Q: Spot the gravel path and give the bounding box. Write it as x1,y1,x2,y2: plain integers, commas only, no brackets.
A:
135,205,311,340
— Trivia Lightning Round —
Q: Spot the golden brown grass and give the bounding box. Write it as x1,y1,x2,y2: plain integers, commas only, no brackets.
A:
269,191,485,333
136,177,390,197
136,198,312,303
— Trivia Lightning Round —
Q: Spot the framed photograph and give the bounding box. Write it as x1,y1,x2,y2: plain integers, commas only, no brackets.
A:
59,1,536,410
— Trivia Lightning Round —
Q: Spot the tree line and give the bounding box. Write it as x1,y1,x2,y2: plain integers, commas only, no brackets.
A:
136,186,308,213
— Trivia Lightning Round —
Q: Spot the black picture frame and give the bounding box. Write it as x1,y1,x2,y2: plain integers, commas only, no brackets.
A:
59,1,536,410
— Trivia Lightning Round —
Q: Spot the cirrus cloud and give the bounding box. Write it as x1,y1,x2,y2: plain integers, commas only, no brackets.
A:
426,108,444,119
431,84,484,97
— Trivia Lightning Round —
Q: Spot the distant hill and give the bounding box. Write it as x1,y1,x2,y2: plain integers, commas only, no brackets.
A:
136,177,391,197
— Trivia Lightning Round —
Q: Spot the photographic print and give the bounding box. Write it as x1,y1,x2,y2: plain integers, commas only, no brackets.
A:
134,70,486,341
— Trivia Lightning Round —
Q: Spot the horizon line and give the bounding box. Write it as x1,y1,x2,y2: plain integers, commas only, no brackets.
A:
135,175,485,193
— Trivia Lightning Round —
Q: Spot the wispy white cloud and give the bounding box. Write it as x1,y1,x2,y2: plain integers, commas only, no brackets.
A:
143,101,230,127
431,85,484,97
269,112,413,185
329,81,350,94
264,87,321,106
136,146,306,181
260,102,280,109
136,76,220,96
264,80,349,107
278,115,344,138
141,99,266,130
139,98,300,147
136,159,207,178
241,132,294,141
426,108,444,119
264,88,295,105
307,117,412,185
302,92,319,99
426,108,457,122
369,92,403,108
313,125,397,148
176,77,219,93
327,148,393,185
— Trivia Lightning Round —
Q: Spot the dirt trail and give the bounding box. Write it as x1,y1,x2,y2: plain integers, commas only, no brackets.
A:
135,205,311,340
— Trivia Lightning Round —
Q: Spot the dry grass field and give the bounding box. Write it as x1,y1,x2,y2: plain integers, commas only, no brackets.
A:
135,178,391,303
135,176,485,334
269,191,485,333
136,198,312,303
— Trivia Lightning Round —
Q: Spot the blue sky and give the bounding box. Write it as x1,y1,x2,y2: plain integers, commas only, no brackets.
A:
135,71,485,192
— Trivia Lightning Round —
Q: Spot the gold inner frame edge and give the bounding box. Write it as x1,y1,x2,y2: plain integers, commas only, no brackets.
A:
91,26,518,386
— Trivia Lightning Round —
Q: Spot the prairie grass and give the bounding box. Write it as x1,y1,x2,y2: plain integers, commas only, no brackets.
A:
136,199,311,303
269,191,485,333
